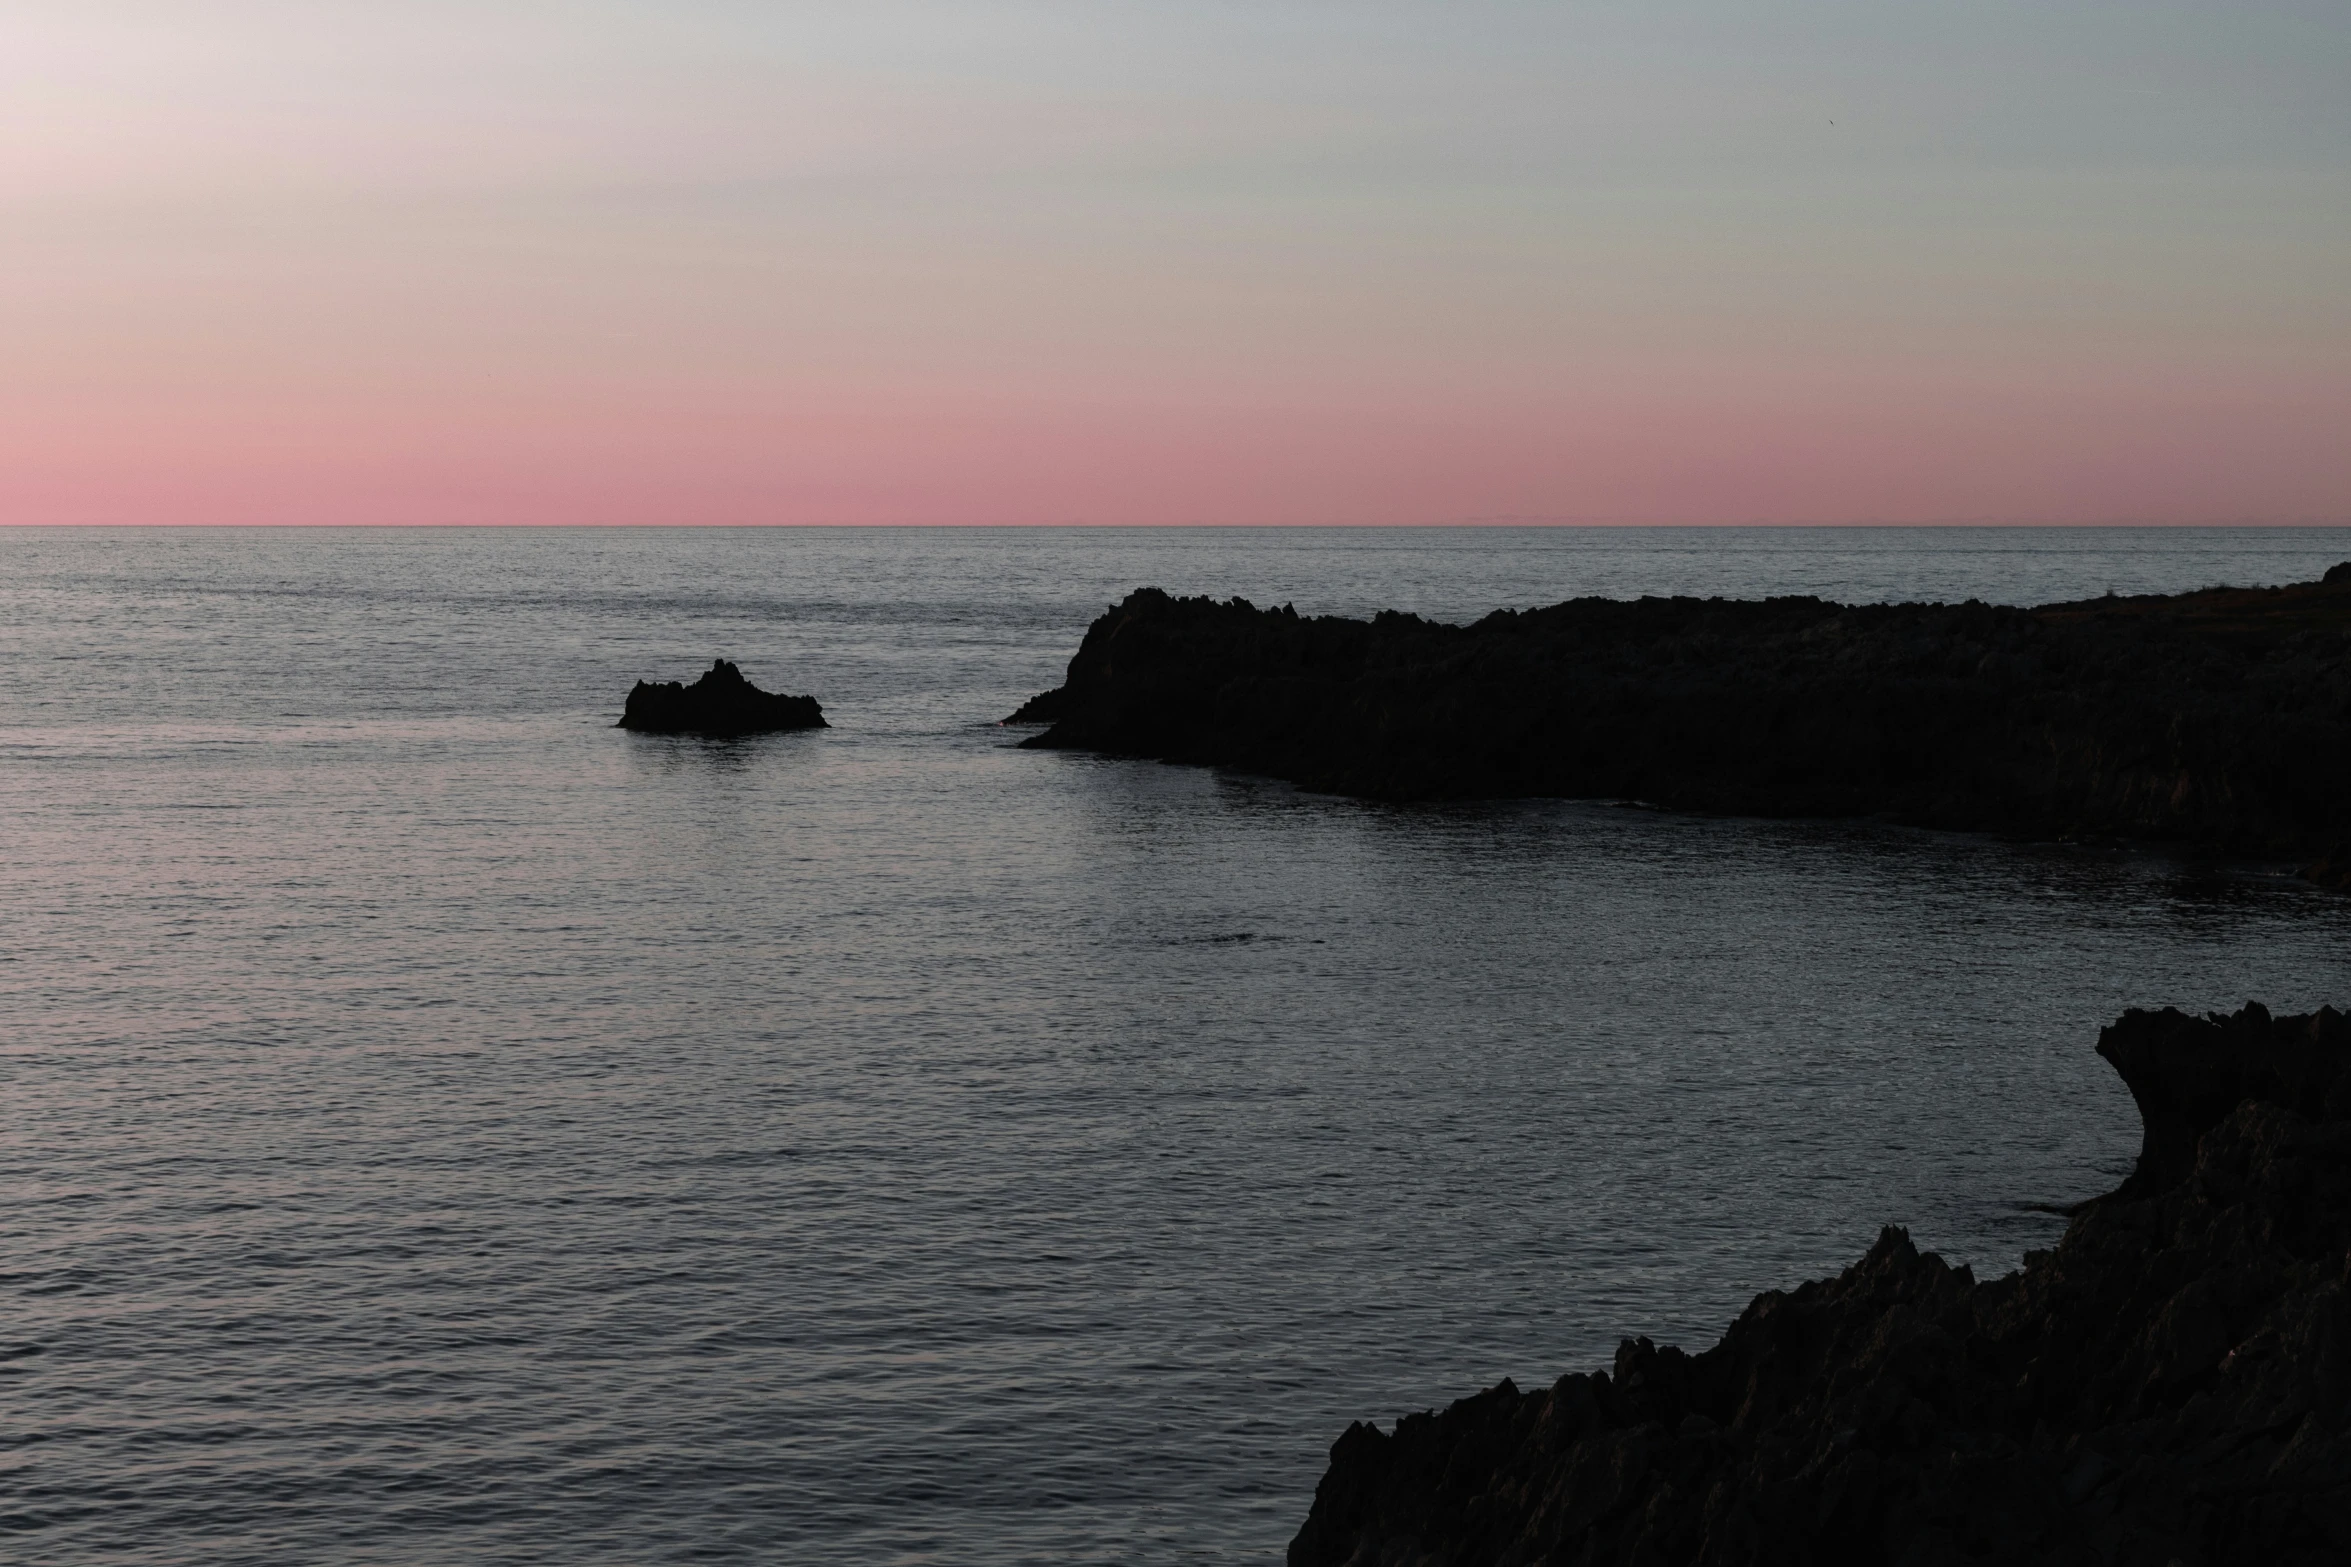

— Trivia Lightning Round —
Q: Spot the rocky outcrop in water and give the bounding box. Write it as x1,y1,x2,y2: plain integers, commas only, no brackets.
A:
1288,1002,2351,1567
619,659,825,735
1011,573,2351,869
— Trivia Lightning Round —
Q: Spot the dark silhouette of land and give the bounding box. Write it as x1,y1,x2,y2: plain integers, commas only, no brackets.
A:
1288,1001,2351,1566
618,659,825,735
1012,567,2351,882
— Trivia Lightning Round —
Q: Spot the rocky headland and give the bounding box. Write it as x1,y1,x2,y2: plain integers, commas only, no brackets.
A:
1010,568,2351,877
1288,1002,2351,1566
618,659,825,735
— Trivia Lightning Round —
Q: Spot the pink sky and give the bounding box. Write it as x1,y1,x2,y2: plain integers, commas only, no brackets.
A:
6,4,2347,525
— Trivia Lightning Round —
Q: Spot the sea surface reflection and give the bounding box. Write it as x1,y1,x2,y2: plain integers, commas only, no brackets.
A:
5,526,2350,1564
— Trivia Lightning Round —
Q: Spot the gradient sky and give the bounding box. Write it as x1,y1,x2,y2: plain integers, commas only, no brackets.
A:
6,2,2347,525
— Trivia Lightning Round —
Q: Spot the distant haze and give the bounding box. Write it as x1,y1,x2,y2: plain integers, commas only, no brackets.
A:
6,3,2346,525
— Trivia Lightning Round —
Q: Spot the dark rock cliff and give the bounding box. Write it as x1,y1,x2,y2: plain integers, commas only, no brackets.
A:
619,659,825,735
1288,1003,2351,1567
1010,573,2351,869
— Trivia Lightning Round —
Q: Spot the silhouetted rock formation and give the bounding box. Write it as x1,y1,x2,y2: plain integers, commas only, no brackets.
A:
2304,848,2351,893
619,659,825,735
1288,1002,2351,1567
1012,571,2351,869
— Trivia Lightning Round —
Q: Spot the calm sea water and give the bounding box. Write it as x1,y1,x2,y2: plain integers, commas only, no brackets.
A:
7,525,2351,1566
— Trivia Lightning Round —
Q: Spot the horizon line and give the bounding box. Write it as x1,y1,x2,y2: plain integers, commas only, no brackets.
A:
7,518,2351,531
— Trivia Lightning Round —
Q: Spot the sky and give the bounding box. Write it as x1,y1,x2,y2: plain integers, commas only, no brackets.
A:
4,2,2347,526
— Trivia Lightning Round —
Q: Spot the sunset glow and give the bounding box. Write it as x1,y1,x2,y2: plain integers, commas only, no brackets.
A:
7,3,2347,525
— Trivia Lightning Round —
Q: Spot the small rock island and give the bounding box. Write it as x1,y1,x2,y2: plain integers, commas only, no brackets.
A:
1289,1002,2351,1565
618,659,825,735
1011,568,2351,879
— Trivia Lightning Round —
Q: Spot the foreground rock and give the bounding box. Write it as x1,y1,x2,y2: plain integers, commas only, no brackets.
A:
619,659,825,735
1011,572,2351,870
1289,1002,2351,1567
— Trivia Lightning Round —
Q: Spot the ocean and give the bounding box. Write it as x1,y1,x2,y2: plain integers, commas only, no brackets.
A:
7,525,2351,1565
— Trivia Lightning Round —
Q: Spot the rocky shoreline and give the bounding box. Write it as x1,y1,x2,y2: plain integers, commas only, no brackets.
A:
1286,1002,2351,1566
1011,569,2351,879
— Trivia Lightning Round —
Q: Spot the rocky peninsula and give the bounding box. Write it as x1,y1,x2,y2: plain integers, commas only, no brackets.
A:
618,659,825,735
1289,1002,2351,1566
1010,568,2351,876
